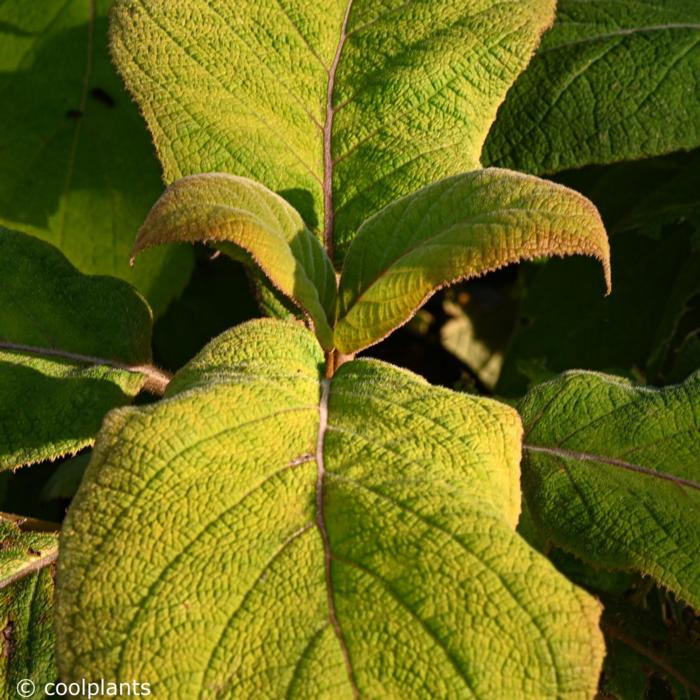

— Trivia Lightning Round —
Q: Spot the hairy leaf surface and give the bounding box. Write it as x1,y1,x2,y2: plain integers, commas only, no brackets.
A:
335,169,610,354
110,0,555,262
135,174,336,348
0,229,154,470
520,370,700,610
57,319,603,699
0,0,193,313
484,0,700,174
0,517,58,698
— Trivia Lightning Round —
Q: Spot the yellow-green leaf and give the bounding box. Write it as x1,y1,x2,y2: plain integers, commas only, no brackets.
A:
110,0,556,263
133,174,336,349
57,320,604,698
335,169,611,354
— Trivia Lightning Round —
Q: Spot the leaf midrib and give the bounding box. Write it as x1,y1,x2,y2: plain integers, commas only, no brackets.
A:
540,22,700,54
322,0,355,260
523,444,700,492
0,341,171,395
314,378,359,697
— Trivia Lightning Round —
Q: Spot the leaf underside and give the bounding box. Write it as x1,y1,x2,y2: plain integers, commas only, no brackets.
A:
484,0,700,174
110,0,556,263
57,319,603,699
134,174,337,349
520,370,700,610
0,0,193,312
0,228,152,470
335,168,611,354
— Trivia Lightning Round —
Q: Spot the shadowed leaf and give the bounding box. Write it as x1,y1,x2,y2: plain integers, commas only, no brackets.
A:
520,370,700,610
0,228,156,470
0,0,193,313
484,0,700,174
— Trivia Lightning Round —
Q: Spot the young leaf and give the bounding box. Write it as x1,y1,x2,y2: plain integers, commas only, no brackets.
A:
520,370,700,610
0,228,165,470
484,0,700,174
0,516,58,697
335,169,610,354
57,319,604,699
110,0,556,262
0,0,193,313
134,174,336,349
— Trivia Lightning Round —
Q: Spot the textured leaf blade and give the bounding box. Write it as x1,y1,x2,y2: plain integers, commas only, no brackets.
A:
0,517,58,698
484,0,700,174
520,370,700,610
0,0,193,313
110,0,556,262
0,228,153,470
335,169,610,354
134,174,337,349
57,319,603,698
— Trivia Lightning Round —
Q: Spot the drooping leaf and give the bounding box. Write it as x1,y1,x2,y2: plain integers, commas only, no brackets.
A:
57,319,604,698
498,226,700,396
0,516,58,697
334,169,610,354
520,370,700,610
0,228,162,470
0,0,193,314
134,174,337,348
484,0,700,174
110,0,556,263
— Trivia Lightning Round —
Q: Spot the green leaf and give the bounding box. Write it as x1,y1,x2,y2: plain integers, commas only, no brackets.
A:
335,169,610,354
498,226,700,396
600,597,700,699
0,516,58,698
0,0,193,313
110,0,556,263
484,0,700,174
57,319,604,698
520,370,700,610
0,228,162,470
553,149,700,238
134,174,337,349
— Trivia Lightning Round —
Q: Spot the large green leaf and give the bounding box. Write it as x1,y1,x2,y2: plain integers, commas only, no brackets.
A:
335,169,610,354
110,0,556,263
0,516,58,699
520,370,700,610
0,0,192,313
484,0,700,174
57,319,604,698
135,174,337,349
0,228,165,470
